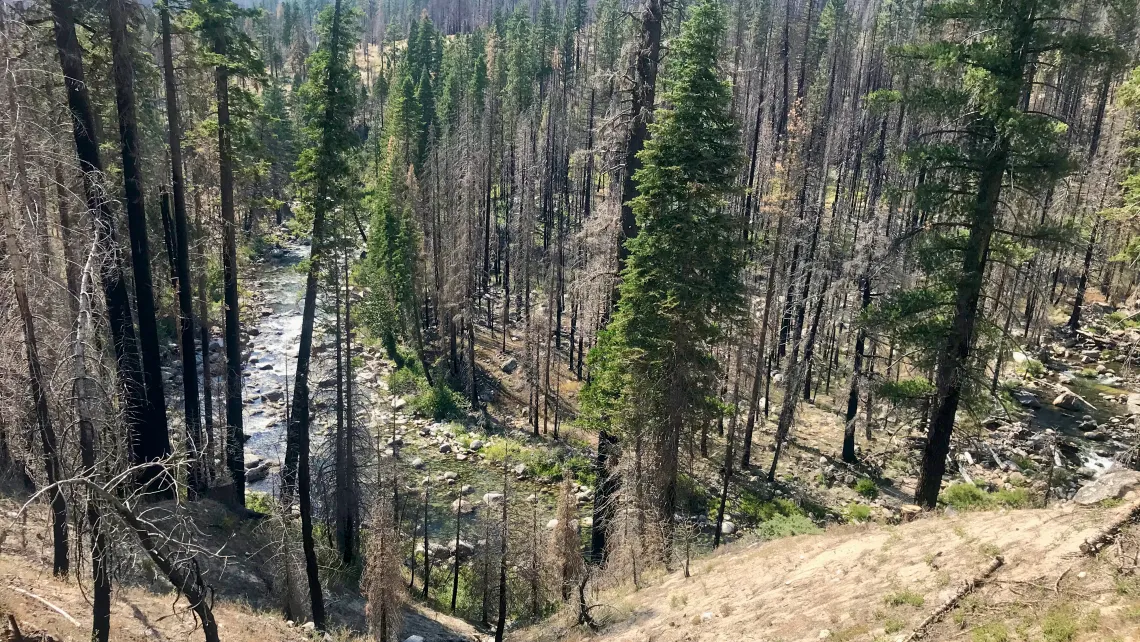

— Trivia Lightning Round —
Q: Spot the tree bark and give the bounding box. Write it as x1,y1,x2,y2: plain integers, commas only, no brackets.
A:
51,0,151,504
210,20,246,507
108,0,172,497
161,1,206,497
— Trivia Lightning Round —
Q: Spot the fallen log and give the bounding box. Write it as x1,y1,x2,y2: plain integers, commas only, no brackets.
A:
903,556,1004,642
1080,499,1140,555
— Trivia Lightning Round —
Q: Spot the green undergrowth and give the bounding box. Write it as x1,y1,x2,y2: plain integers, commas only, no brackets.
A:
940,482,1033,511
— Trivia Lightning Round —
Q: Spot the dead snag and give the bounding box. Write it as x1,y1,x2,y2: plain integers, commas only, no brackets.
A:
903,556,1004,642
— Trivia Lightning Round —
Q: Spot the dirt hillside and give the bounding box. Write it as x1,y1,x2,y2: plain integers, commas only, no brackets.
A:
524,502,1140,642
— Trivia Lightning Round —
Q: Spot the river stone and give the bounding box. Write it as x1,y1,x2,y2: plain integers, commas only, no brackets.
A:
442,471,458,481
1073,470,1140,505
1053,391,1090,412
483,492,504,505
264,389,284,402
720,521,736,535
1128,393,1140,416
439,443,453,454
451,498,477,514
1011,389,1040,409
245,462,271,483
244,454,263,469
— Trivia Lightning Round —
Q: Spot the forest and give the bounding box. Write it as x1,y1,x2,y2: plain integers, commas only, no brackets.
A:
1,0,1139,638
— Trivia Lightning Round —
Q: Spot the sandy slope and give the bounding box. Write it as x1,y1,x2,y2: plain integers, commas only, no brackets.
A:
525,503,1140,642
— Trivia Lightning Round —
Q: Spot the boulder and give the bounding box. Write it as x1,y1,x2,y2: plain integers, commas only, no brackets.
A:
1053,391,1091,412
442,471,458,481
245,462,272,483
411,458,425,469
469,439,484,450
1073,470,1140,505
263,389,284,403
720,521,736,535
483,492,504,505
403,635,425,642
500,358,518,374
1011,389,1040,409
1127,393,1140,416
439,443,453,454
244,454,264,469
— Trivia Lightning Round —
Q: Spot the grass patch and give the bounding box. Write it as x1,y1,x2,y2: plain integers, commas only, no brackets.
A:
845,503,872,523
883,617,905,634
1041,605,1078,642
756,513,819,539
970,622,1010,642
941,483,1033,511
884,589,925,607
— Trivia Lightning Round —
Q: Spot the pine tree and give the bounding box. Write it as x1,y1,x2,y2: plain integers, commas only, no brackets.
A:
582,0,744,536
284,0,360,626
872,0,1115,508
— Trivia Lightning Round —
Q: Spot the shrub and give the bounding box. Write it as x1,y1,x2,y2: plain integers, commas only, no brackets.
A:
388,367,423,396
736,493,801,524
411,383,465,421
940,483,990,510
1024,359,1045,378
854,477,879,499
756,514,819,540
845,503,872,523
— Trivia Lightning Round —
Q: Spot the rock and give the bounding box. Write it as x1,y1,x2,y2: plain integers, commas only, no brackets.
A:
302,622,316,632
411,458,425,469
1127,393,1140,416
1012,351,1028,363
1011,389,1040,409
818,630,831,639
244,454,263,469
442,471,459,481
260,307,274,317
1073,470,1140,505
720,521,736,535
461,484,474,495
469,440,484,450
403,636,425,642
483,492,504,505
512,463,527,476
439,443,453,454
264,389,284,403
1084,431,1109,442
1053,391,1091,412
245,462,271,483
392,397,407,410
500,358,518,374
546,519,560,530
701,612,714,622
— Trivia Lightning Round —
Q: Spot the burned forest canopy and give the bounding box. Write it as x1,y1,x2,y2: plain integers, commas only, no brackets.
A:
1,0,1140,639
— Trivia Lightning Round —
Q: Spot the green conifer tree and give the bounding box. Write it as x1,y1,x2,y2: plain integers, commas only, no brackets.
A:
581,0,744,534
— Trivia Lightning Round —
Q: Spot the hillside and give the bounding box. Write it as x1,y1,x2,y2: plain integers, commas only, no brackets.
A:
4,500,1139,642
521,502,1140,642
